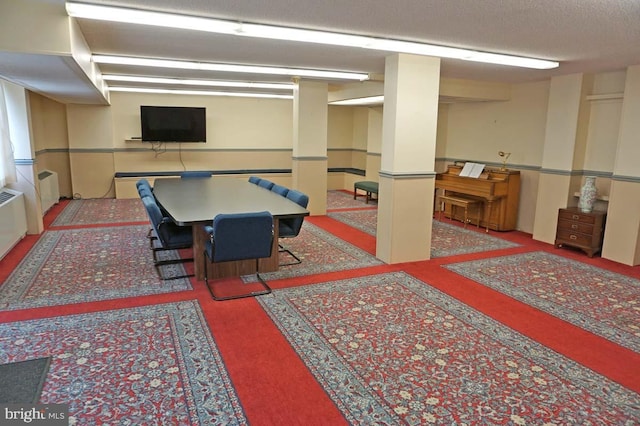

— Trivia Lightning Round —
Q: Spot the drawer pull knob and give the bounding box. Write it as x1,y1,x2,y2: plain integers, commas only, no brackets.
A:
571,224,578,229
572,214,580,220
570,234,577,240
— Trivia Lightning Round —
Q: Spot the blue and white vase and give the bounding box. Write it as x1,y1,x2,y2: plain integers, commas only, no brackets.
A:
578,176,597,213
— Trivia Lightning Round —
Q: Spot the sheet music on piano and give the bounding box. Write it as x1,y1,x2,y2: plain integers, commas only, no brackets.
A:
459,162,486,178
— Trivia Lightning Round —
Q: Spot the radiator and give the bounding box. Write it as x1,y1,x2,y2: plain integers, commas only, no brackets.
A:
0,188,28,260
38,169,60,214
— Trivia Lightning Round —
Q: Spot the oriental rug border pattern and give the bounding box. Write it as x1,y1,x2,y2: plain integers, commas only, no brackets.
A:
259,222,383,281
328,209,519,257
51,198,148,226
0,301,247,425
445,251,640,352
0,225,191,311
259,272,637,424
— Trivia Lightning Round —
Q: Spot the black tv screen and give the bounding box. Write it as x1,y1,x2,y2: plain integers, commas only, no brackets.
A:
140,106,206,142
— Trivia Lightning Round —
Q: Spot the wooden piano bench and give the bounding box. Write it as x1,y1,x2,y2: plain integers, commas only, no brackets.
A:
354,181,379,203
438,194,484,230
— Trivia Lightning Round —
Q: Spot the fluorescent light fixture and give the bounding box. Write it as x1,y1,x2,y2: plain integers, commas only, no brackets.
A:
67,1,559,70
93,55,368,81
66,2,239,34
108,86,293,99
103,75,295,90
329,96,384,106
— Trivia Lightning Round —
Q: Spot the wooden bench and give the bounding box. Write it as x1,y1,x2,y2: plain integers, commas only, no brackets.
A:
438,194,484,230
354,181,379,203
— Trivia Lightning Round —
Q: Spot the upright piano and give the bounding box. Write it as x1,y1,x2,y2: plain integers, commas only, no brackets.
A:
435,164,520,231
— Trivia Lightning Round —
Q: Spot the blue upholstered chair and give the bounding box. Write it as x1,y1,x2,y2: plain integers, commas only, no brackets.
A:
257,179,275,190
136,178,152,192
136,178,172,235
203,211,274,301
137,179,157,238
181,171,213,178
270,184,289,197
278,189,309,266
138,186,153,199
248,176,262,185
141,196,194,280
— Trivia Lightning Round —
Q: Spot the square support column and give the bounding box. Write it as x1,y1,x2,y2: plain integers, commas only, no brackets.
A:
532,74,593,243
602,65,640,266
376,54,440,264
292,80,328,215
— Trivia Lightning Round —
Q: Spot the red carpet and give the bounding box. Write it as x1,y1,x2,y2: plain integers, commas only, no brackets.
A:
308,212,640,394
257,271,638,423
1,197,638,424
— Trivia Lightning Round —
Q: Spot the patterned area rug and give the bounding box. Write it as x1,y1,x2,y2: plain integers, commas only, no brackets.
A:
0,301,247,425
328,209,518,257
328,209,378,235
52,198,148,226
259,272,639,424
258,222,383,281
53,194,362,226
445,251,640,352
0,225,191,311
431,221,519,257
327,190,376,210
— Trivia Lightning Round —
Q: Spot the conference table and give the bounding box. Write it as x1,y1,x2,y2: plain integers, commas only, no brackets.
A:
153,177,309,280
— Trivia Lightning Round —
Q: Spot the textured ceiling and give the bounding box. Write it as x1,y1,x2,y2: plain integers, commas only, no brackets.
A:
2,0,640,103
77,0,640,82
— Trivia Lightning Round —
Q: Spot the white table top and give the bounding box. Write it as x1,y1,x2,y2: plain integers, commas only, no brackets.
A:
153,177,309,226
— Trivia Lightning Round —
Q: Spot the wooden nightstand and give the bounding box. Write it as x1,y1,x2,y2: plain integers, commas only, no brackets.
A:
555,207,607,257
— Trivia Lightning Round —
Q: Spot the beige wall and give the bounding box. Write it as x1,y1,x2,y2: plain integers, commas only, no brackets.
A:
445,80,550,168
327,105,358,175
66,103,115,197
61,91,373,196
29,92,73,198
327,106,354,148
110,92,293,150
585,98,621,174
442,81,551,233
22,70,639,264
67,103,113,149
352,107,369,151
440,72,628,235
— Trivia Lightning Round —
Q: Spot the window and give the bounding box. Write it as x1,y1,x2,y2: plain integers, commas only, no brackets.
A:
0,80,17,187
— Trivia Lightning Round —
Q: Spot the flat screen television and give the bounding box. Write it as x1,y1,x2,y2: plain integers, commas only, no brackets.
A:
140,106,206,142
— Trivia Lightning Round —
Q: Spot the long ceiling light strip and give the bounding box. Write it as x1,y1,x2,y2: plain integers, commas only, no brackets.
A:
329,96,384,106
103,75,296,90
108,87,293,99
93,55,368,81
66,2,559,70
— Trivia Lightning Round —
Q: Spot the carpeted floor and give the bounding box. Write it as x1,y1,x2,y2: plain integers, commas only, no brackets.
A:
0,196,638,424
445,251,640,352
51,198,148,226
328,208,520,257
327,190,377,211
261,222,383,280
259,271,639,424
0,225,192,311
0,301,247,424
